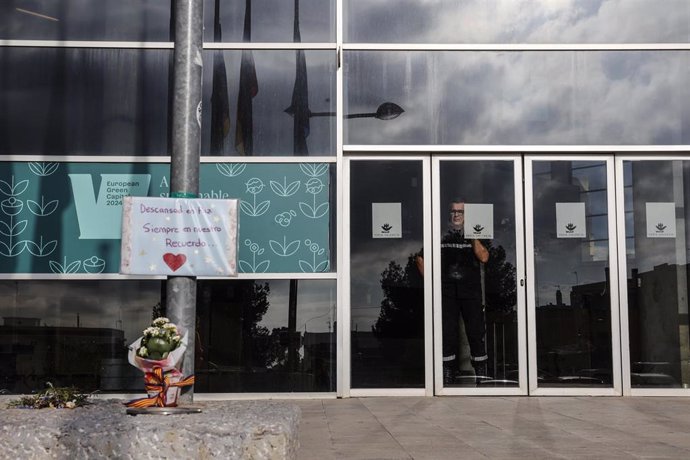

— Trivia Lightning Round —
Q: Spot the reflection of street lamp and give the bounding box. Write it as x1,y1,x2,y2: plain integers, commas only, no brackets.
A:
304,102,405,120
15,8,59,22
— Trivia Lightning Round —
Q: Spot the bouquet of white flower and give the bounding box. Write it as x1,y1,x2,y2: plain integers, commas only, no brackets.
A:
126,317,192,408
136,317,183,360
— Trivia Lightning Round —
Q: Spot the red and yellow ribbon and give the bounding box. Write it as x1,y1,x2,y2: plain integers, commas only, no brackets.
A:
125,366,195,408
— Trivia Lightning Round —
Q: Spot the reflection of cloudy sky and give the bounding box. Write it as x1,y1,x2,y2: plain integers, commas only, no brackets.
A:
1,0,335,42
0,279,336,343
346,0,690,43
532,162,610,306
625,161,690,273
345,51,690,145
0,280,160,344
0,47,170,156
351,241,421,330
256,279,336,333
0,0,170,41
0,48,335,156
201,50,335,156
204,0,334,43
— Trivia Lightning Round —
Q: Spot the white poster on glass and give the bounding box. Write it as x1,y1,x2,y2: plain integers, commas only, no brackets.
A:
646,202,676,238
556,202,586,238
372,203,402,238
464,203,494,239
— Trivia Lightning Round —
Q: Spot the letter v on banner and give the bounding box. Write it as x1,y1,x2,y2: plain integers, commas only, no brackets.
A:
68,174,152,239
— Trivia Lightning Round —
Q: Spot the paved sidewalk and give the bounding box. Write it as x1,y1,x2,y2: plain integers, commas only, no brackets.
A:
291,397,690,459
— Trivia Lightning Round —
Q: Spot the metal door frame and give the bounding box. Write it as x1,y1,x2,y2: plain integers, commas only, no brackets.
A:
616,155,690,396
432,154,527,396
344,155,433,397
524,155,622,396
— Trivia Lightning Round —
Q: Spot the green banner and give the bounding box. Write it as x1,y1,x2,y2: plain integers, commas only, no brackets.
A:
0,161,331,274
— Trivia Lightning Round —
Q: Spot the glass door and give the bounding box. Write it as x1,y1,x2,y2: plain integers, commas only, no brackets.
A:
617,158,690,395
345,157,432,396
525,156,621,395
433,156,526,395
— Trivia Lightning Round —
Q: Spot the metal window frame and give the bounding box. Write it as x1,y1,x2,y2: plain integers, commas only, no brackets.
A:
4,4,690,400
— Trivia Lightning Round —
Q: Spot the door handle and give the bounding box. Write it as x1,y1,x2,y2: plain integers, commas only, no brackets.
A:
520,279,525,287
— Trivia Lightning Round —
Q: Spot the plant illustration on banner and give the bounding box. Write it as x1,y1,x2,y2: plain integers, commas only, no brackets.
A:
269,235,301,257
239,239,270,273
28,162,60,177
298,163,329,219
270,177,301,197
0,161,330,274
300,178,329,219
0,177,29,257
299,239,329,273
216,163,246,178
274,210,297,227
241,177,270,217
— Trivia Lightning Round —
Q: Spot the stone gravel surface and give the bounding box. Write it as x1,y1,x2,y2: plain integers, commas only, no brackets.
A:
0,396,299,459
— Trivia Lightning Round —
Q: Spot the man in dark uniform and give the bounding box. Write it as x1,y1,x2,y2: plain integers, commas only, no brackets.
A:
417,199,489,383
441,199,489,382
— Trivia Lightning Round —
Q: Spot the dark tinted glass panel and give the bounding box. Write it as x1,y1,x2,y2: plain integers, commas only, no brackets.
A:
0,280,162,394
350,160,425,388
344,51,690,146
203,0,335,43
195,279,336,392
0,48,170,156
624,160,690,389
0,1,170,41
531,160,613,387
345,0,690,43
202,50,335,156
438,161,519,388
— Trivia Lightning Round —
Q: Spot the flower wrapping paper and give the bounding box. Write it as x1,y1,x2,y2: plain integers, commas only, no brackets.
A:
127,329,189,405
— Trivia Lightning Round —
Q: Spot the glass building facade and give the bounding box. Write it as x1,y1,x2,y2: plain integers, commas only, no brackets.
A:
0,0,689,397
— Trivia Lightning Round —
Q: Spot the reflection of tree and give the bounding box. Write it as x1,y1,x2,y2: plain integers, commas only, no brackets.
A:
484,242,517,313
196,280,333,391
264,326,303,371
373,254,424,340
152,301,165,320
372,242,516,338
240,281,271,369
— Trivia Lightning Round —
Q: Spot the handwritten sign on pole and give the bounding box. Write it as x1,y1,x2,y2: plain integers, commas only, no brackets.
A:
120,197,238,276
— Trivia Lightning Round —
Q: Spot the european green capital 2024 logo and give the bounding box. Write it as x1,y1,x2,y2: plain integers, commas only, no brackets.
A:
69,174,152,239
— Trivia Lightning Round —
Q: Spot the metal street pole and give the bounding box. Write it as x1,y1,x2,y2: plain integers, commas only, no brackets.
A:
168,0,203,403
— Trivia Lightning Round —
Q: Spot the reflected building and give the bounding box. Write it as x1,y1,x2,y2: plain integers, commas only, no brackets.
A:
0,317,127,393
627,263,690,387
194,279,336,393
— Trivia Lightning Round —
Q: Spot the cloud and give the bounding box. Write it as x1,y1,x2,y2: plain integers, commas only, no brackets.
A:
0,280,160,343
345,50,690,145
346,0,690,43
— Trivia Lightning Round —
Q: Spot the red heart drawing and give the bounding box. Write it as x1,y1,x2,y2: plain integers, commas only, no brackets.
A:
163,253,187,272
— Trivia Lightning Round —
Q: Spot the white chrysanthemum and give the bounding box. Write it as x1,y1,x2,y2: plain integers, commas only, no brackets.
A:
143,327,157,336
152,317,170,326
138,346,148,357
